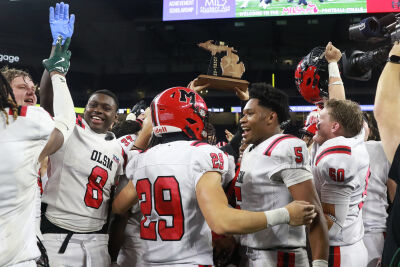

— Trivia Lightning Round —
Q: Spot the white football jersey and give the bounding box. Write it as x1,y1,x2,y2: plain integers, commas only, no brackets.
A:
118,134,137,153
312,131,369,246
363,141,390,233
0,106,53,266
235,134,311,249
42,117,125,232
126,140,229,266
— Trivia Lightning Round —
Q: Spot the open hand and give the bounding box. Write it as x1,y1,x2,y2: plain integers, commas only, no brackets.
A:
49,2,75,45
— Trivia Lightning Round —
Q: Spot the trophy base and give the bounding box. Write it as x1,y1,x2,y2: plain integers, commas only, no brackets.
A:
197,75,249,92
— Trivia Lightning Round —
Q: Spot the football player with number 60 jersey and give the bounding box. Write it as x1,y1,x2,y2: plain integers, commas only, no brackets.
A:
113,86,318,267
312,99,369,267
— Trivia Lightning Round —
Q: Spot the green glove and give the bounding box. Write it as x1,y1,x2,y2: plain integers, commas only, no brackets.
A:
43,36,72,75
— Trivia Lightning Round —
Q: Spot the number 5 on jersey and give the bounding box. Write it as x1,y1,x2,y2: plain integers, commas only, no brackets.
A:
136,176,184,241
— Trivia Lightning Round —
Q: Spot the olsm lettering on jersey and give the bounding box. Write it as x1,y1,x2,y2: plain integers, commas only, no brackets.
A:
90,150,113,171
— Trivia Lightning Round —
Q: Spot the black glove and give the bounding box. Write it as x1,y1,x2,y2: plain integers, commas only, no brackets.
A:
131,100,147,117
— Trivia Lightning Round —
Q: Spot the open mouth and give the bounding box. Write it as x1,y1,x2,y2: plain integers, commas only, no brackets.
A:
24,99,34,105
242,127,250,138
90,115,105,124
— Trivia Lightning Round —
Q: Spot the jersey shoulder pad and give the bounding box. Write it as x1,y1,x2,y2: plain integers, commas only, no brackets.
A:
315,139,360,185
315,137,352,167
191,141,228,174
262,134,309,166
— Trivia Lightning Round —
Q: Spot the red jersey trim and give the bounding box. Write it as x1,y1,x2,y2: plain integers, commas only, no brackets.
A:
315,145,351,166
76,115,85,129
263,134,298,156
8,106,27,117
191,141,208,147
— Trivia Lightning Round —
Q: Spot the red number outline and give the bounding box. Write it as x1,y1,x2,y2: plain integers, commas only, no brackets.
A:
84,166,109,209
294,147,303,163
137,176,185,241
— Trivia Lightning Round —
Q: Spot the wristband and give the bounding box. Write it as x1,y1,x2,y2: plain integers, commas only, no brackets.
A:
264,208,290,227
328,62,340,78
328,81,343,86
312,260,328,267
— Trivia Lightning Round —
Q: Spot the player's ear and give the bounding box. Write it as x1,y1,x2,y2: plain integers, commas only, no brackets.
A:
267,111,276,123
331,121,340,134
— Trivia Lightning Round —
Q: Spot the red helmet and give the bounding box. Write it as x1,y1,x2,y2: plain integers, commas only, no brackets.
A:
150,87,208,140
295,47,329,104
299,108,320,136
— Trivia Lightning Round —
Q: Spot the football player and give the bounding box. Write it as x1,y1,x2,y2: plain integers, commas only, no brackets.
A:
0,36,75,267
113,86,317,266
236,83,329,267
297,42,369,266
36,3,150,266
361,114,393,267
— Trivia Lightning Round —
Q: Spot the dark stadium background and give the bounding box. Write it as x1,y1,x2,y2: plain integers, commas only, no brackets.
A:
0,0,384,140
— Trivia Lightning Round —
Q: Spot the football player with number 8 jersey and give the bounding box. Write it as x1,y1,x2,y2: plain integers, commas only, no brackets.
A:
113,86,318,267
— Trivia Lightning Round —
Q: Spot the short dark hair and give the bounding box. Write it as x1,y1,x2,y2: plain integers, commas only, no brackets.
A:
112,120,142,138
90,89,119,111
249,83,291,124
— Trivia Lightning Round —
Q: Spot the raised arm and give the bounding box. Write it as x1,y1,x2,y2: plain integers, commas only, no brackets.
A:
374,42,400,163
40,2,75,115
325,42,346,101
38,37,75,162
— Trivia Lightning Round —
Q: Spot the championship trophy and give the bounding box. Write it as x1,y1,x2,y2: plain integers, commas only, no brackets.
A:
196,40,249,92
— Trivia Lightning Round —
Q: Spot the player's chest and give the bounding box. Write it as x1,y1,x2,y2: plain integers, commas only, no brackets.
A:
63,134,122,174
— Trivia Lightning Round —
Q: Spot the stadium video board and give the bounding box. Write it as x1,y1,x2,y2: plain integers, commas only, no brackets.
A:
163,0,398,21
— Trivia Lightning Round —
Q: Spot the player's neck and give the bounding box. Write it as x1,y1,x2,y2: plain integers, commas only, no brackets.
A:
160,132,193,144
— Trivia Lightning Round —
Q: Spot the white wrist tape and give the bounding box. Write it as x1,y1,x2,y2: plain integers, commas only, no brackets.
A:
264,208,290,227
312,260,328,267
52,74,75,142
328,62,340,78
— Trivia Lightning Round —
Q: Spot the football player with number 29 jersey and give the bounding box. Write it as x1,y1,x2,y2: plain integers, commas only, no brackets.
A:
312,99,369,267
112,86,317,267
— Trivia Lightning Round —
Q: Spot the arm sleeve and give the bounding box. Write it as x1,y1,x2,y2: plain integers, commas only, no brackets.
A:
51,74,76,142
327,202,350,238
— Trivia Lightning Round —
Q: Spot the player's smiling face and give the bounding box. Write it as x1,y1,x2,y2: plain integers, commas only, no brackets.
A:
240,98,274,146
84,93,117,134
313,107,335,145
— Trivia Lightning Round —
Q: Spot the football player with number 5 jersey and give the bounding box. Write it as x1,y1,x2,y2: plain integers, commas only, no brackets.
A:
236,83,329,267
113,86,318,267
